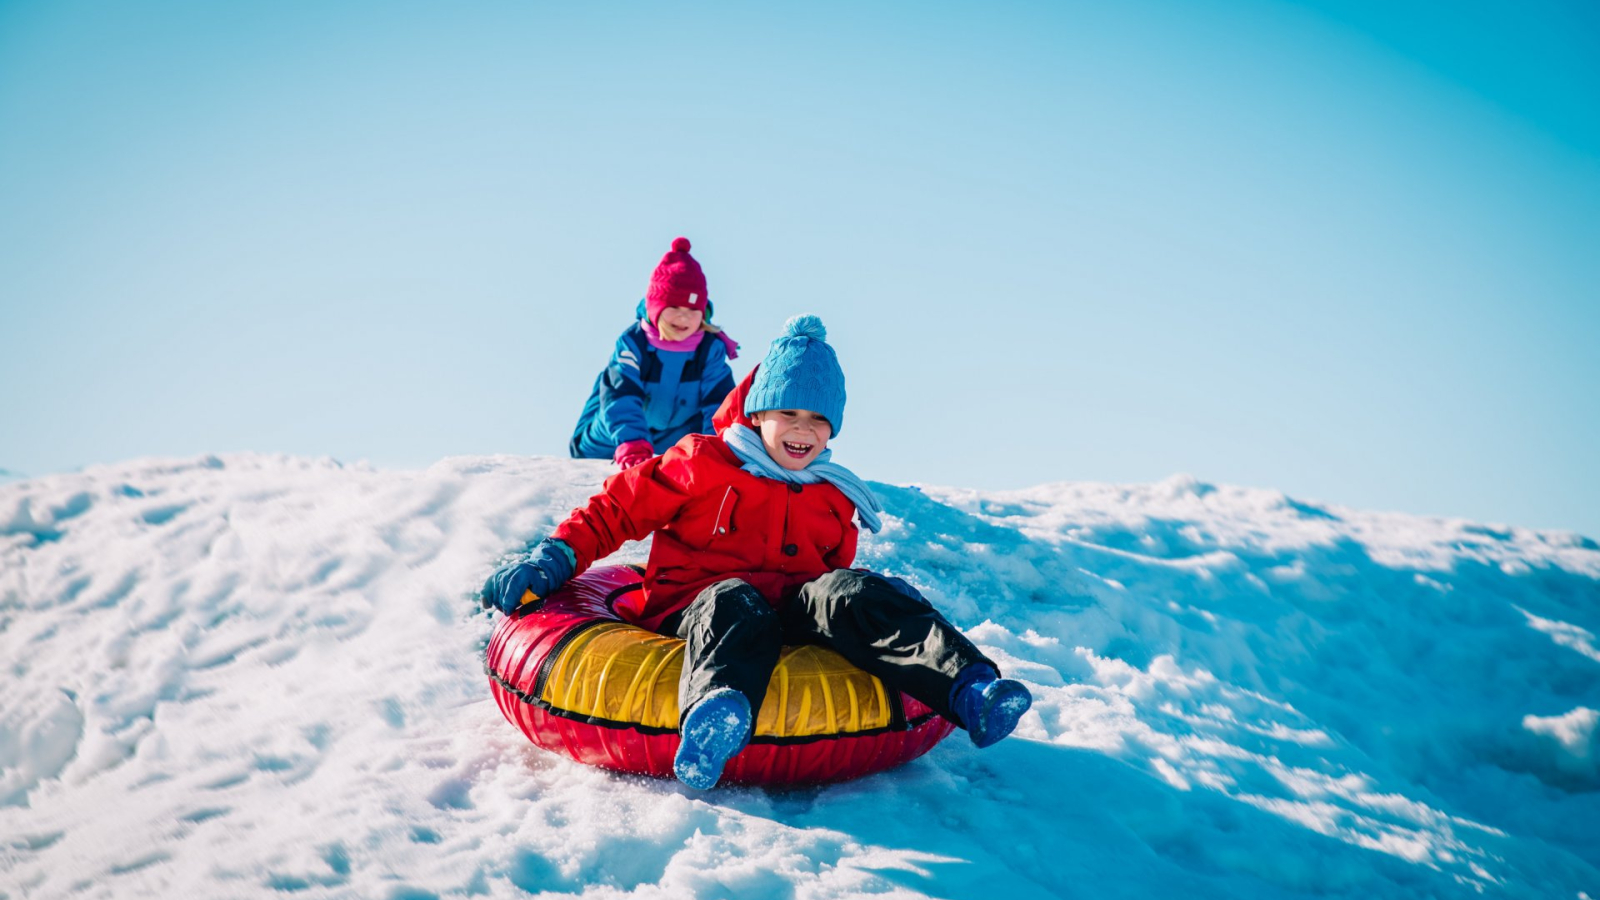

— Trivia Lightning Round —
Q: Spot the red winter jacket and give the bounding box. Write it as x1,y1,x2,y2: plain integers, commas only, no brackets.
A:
552,368,859,632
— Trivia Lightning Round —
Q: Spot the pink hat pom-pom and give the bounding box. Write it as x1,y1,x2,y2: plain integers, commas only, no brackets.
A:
671,237,691,253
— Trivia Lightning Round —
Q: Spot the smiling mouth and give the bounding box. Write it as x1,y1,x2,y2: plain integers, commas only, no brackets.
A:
781,441,813,459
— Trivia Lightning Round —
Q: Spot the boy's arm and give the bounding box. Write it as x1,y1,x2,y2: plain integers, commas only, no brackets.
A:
825,510,859,569
552,443,695,573
697,342,736,434
480,538,575,613
597,335,652,449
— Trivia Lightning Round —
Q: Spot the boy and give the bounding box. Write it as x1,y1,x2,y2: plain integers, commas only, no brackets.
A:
487,316,1031,788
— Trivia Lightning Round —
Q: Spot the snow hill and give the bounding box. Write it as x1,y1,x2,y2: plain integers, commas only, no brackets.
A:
2,453,1597,899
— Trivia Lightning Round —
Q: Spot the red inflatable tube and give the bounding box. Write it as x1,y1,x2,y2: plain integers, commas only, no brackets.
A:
486,566,957,786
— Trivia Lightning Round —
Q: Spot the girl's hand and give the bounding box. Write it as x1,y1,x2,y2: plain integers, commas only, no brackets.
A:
614,440,655,470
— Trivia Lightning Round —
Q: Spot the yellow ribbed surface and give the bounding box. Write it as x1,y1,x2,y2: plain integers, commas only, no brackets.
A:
540,623,684,730
542,625,895,737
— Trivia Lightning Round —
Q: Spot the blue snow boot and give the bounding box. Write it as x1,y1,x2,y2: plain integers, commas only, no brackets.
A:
951,665,1033,749
674,688,753,790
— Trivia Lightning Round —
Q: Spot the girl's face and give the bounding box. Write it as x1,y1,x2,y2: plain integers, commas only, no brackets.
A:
656,306,704,341
750,409,831,471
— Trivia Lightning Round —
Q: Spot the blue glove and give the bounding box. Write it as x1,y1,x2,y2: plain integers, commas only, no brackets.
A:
480,538,576,615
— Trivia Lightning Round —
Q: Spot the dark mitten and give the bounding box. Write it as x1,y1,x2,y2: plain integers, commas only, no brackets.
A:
480,538,576,615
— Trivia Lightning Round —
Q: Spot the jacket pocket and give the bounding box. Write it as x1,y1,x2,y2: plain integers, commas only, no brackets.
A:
710,486,739,539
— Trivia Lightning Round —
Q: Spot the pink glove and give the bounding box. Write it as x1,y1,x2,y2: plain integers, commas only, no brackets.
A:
613,440,654,469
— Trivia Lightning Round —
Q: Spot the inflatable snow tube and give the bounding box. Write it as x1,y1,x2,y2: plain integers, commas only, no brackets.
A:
486,565,957,785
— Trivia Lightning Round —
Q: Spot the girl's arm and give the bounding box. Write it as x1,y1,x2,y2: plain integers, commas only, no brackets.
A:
697,341,736,435
596,333,652,447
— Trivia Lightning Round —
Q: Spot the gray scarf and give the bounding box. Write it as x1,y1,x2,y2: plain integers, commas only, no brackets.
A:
722,423,883,533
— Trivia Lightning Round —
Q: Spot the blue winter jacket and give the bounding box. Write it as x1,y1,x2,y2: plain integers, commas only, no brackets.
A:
569,305,736,459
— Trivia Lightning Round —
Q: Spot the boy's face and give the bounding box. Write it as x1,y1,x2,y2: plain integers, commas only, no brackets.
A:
657,306,704,342
750,409,831,470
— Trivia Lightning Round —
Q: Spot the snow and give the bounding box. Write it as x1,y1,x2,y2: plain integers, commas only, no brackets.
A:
1,453,1597,899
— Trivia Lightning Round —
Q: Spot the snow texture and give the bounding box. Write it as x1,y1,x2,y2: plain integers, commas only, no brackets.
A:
1,454,1597,899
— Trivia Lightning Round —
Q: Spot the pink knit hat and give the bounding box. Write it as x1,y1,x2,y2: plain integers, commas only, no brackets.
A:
644,237,708,325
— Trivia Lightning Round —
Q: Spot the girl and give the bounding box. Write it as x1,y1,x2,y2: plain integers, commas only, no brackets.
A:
495,316,1031,789
569,237,738,470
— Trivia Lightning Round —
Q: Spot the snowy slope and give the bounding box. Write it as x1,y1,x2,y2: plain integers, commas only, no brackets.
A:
1,454,1597,899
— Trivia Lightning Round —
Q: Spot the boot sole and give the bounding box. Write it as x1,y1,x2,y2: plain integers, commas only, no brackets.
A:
674,692,752,789
972,681,1033,749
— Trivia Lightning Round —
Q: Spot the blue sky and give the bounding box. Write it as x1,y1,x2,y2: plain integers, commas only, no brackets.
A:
2,0,1597,537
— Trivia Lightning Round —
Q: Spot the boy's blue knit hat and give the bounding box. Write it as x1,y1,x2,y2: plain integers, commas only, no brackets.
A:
744,315,846,436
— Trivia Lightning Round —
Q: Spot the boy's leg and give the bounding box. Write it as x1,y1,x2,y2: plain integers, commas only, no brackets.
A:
663,579,783,725
782,569,995,723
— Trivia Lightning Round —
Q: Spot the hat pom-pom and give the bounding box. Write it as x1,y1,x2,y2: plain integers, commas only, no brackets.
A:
671,237,691,253
782,314,827,342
